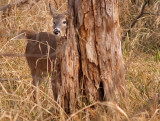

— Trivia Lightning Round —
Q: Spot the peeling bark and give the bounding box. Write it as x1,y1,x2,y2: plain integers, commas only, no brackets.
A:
77,0,125,101
52,0,80,113
52,0,125,113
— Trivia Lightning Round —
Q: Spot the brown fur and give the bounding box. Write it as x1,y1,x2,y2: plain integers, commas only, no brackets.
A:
18,4,68,101
19,30,58,86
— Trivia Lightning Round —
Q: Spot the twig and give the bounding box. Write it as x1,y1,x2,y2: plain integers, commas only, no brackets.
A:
54,0,58,9
0,0,28,11
66,101,129,121
0,40,67,58
143,12,160,16
122,0,150,42
0,53,25,58
0,75,31,82
0,0,29,21
0,4,11,11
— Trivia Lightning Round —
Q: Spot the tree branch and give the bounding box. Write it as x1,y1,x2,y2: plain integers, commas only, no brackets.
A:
53,0,58,9
143,12,160,16
122,0,150,43
0,0,29,11
0,4,11,11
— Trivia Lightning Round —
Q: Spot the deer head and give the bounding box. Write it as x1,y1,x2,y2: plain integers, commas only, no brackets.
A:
49,3,68,37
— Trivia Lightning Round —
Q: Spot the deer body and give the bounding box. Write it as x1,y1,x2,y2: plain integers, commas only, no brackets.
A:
19,30,58,86
25,31,57,73
18,4,68,101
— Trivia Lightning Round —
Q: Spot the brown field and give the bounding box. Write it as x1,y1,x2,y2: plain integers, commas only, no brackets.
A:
0,0,159,120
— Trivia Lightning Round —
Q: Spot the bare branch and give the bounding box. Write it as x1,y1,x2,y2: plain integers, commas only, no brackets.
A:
54,0,58,9
0,41,67,58
0,4,11,11
0,0,29,21
143,12,160,16
122,0,150,43
0,0,28,11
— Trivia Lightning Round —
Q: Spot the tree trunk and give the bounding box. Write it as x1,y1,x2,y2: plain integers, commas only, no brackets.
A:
52,0,125,113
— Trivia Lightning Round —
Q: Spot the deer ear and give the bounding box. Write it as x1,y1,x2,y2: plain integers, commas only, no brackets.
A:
49,3,59,18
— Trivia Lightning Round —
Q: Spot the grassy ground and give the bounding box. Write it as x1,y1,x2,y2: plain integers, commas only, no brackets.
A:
0,0,159,120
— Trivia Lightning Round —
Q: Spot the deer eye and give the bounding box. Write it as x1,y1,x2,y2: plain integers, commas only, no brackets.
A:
53,22,56,25
63,21,66,24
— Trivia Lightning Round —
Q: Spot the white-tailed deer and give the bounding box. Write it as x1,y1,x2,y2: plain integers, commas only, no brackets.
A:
18,4,68,101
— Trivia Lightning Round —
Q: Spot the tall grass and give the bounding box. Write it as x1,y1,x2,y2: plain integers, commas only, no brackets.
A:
0,0,159,120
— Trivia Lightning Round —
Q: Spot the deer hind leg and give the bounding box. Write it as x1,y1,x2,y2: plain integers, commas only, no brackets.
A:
31,69,43,103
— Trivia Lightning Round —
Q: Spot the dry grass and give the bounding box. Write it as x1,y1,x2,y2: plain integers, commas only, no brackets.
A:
0,0,160,120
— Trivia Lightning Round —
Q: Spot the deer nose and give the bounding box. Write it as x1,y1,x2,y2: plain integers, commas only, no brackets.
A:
54,28,60,35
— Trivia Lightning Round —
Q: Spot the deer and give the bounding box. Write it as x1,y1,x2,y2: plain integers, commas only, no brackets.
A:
17,4,68,101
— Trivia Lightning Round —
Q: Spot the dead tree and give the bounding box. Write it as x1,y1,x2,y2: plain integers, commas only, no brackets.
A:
52,0,125,113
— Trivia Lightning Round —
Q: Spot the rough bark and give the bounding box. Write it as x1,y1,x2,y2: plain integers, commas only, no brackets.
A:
52,0,80,113
52,0,125,113
77,0,125,101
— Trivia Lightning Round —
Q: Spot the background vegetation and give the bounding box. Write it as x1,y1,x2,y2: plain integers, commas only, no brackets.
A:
0,0,159,120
